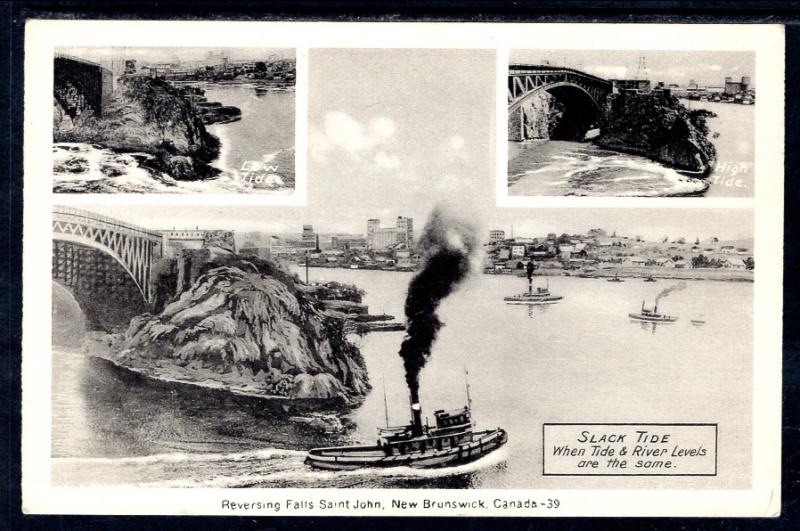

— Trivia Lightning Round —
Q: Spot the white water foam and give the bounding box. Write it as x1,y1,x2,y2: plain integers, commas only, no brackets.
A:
137,446,510,488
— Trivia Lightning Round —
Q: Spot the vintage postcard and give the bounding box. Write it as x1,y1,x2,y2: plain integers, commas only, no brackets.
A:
22,20,783,518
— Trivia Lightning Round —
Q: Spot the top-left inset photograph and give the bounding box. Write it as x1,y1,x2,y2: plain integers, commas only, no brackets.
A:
52,47,296,194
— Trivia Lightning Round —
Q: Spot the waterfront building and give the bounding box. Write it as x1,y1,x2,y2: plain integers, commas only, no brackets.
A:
725,76,751,95
366,216,414,250
302,224,316,246
610,79,651,94
160,228,236,257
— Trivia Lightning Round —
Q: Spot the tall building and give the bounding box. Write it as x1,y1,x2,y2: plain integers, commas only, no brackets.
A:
302,224,316,246
366,217,414,250
395,216,414,247
489,229,506,242
724,76,751,95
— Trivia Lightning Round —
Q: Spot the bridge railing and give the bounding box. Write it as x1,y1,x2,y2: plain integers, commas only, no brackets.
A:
509,64,613,87
53,206,164,241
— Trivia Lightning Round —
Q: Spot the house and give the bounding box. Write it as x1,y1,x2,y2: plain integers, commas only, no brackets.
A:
511,245,526,258
498,248,511,260
674,260,689,269
654,257,675,268
722,257,746,270
623,256,648,266
720,245,736,254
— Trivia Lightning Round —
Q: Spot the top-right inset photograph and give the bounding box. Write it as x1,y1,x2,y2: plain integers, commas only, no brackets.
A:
507,50,755,197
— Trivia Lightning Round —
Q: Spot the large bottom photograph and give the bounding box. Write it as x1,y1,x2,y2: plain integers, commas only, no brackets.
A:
50,204,753,490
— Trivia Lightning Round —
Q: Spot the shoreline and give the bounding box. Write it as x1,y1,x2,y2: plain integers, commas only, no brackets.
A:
298,264,753,282
80,344,359,413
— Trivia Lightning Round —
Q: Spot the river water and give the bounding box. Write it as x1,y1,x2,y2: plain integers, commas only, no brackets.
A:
508,101,754,197
52,268,752,489
52,84,294,194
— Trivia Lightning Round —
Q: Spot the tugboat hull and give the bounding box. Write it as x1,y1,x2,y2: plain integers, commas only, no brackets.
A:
305,428,508,471
628,313,678,323
504,297,562,305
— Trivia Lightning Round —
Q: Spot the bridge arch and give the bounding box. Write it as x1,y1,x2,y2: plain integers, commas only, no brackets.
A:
508,66,613,142
53,53,114,120
52,207,164,330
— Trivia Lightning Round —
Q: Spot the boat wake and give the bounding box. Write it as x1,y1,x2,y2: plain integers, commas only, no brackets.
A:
52,445,509,489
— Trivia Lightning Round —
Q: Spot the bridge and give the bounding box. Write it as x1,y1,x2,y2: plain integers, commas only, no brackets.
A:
508,64,613,141
54,53,114,120
52,207,164,330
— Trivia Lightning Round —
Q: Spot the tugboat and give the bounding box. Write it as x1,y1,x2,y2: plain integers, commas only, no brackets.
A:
505,262,562,305
305,376,507,470
628,300,678,323
504,277,563,305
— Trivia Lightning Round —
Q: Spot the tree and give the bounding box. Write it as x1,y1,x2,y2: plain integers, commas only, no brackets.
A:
743,257,755,270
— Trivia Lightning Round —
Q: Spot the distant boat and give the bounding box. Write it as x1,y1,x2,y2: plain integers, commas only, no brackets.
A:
504,277,563,305
629,300,678,323
607,271,625,282
644,274,657,282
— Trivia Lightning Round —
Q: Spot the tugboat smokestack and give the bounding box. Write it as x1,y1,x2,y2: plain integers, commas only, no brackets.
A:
410,402,423,436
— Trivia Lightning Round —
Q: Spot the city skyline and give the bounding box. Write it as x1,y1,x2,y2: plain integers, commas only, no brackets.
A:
66,204,754,244
510,49,755,87
57,46,295,68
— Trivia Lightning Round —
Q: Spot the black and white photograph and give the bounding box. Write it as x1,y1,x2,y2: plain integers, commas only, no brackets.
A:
49,203,754,490
507,50,756,197
53,47,297,194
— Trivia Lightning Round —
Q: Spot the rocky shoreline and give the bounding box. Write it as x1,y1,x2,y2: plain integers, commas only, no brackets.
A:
54,76,228,181
77,253,374,420
594,92,717,176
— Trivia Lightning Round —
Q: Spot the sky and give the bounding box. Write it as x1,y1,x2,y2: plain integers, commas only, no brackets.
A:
70,47,753,243
58,46,294,67
510,49,755,87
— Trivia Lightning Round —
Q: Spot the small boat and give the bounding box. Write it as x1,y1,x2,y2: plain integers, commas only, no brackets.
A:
644,274,657,282
504,278,563,305
305,376,507,470
629,300,678,323
691,319,706,326
607,271,625,282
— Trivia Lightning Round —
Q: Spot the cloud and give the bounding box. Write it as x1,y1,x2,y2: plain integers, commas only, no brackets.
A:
374,150,401,169
368,117,397,139
311,111,402,173
322,111,394,153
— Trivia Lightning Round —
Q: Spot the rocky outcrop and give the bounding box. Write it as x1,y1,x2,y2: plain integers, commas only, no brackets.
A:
54,76,222,180
112,264,370,405
595,93,717,175
509,91,566,141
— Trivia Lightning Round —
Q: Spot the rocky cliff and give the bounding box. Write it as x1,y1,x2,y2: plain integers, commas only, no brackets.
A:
111,264,370,405
595,93,717,175
54,76,222,180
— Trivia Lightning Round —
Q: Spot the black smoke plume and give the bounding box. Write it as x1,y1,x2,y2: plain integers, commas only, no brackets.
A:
526,261,536,283
399,206,478,403
656,281,687,304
